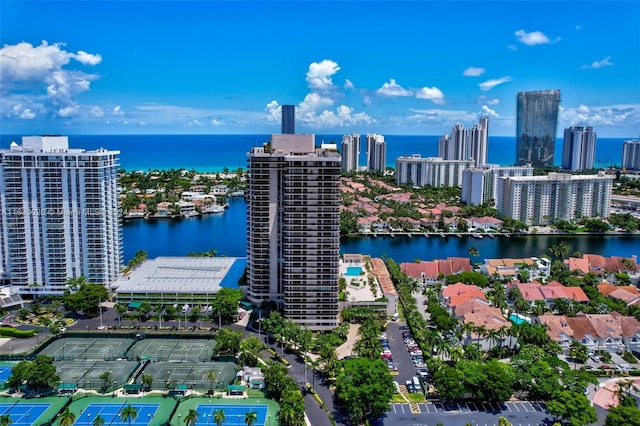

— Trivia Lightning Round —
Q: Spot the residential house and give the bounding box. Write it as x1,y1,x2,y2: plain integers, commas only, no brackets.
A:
468,216,504,231
508,280,589,308
597,282,640,307
441,282,487,314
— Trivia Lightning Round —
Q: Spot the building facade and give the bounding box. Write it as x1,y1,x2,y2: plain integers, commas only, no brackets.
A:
562,126,596,171
0,136,121,295
247,134,341,330
468,117,489,167
516,90,561,167
396,155,474,188
497,172,613,225
438,118,488,167
622,138,640,171
461,164,534,209
341,133,360,172
281,105,295,134
366,133,386,173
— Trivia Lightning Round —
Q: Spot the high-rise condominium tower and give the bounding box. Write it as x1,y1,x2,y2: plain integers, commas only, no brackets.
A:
0,136,121,295
341,134,360,172
562,126,596,171
622,137,640,171
516,90,561,167
247,134,341,330
281,105,295,134
469,117,489,167
438,117,488,167
366,133,386,173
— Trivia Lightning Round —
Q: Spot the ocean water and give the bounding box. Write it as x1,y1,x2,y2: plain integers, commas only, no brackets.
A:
0,134,628,171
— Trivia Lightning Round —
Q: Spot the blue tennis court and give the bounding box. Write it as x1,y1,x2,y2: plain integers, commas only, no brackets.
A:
0,402,50,426
0,366,12,382
74,402,159,425
192,404,268,426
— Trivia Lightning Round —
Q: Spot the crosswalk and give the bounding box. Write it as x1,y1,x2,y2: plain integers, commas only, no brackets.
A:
391,400,547,415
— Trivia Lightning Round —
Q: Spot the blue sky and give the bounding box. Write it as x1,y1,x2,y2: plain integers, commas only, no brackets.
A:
1,1,639,137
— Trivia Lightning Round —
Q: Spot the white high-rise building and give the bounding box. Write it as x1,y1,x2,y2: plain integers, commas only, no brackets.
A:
438,118,489,166
562,126,597,171
395,155,474,188
497,172,613,226
341,134,360,172
0,136,121,295
247,134,341,331
622,137,640,171
366,134,386,173
461,164,534,209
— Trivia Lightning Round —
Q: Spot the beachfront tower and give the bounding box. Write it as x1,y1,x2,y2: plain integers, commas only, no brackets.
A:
247,134,341,330
281,105,295,134
516,90,561,167
622,137,640,171
366,133,386,173
562,126,597,171
0,136,121,296
341,134,360,172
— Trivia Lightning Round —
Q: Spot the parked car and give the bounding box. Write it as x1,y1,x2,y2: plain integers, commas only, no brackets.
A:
399,325,410,330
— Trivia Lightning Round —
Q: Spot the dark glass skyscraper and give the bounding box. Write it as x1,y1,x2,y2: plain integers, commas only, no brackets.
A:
281,105,295,134
516,90,561,167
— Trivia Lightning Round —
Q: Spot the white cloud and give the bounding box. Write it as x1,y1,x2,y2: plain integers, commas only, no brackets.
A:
211,118,223,126
560,103,640,127
57,105,79,117
477,96,499,105
363,95,371,106
306,59,340,90
19,108,36,119
376,79,413,97
297,92,334,116
112,105,124,116
89,106,104,117
479,76,512,91
265,100,280,123
463,67,486,77
298,104,374,128
415,86,445,104
507,45,517,51
344,79,355,90
480,105,499,118
0,40,101,115
581,56,613,69
515,29,560,45
406,108,479,125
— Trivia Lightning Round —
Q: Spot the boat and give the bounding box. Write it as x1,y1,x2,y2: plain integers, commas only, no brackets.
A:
202,204,226,214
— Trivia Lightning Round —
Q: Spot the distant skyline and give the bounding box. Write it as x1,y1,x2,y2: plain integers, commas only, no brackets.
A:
1,1,639,137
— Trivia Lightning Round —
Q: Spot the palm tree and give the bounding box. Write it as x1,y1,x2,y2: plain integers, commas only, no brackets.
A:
184,408,199,426
141,373,154,392
115,303,127,322
98,371,112,393
486,329,499,351
213,409,226,426
460,322,475,345
244,411,258,426
120,404,138,426
59,408,76,426
93,415,105,426
204,369,218,395
0,414,12,426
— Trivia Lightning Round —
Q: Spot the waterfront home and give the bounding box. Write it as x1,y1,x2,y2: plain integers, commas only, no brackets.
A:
507,281,589,308
481,257,550,282
468,216,504,231
537,311,640,354
210,184,229,195
565,254,639,278
156,201,173,216
177,200,197,216
441,282,487,314
401,260,440,288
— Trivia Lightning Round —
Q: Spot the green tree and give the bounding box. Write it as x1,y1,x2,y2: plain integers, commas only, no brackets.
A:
334,358,394,426
115,303,127,322
215,328,243,354
468,246,479,257
568,341,588,366
64,283,108,316
549,241,570,261
239,335,264,367
59,408,76,426
605,404,640,426
93,414,105,426
0,414,12,426
120,404,138,426
7,355,60,393
204,369,219,394
141,373,154,391
184,408,199,426
99,371,113,392
547,390,597,426
244,411,258,426
213,409,226,426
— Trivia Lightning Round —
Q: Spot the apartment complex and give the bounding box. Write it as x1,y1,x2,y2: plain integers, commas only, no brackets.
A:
246,134,341,330
0,136,121,295
366,133,386,173
341,133,360,172
562,126,596,171
438,117,488,167
497,172,613,225
622,137,640,171
516,90,561,167
395,155,473,188
461,164,534,209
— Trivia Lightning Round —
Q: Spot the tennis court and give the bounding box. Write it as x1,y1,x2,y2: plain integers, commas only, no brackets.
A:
73,402,159,426
190,404,268,426
0,402,50,426
40,336,133,361
142,361,236,391
128,338,215,362
57,360,138,389
0,365,12,382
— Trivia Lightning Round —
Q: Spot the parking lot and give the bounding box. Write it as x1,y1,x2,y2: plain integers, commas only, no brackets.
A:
390,400,547,415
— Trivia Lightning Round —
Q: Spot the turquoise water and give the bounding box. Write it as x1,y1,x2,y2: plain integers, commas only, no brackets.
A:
509,313,531,325
345,266,363,277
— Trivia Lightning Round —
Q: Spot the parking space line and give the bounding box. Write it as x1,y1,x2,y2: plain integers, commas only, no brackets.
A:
523,401,535,412
434,402,444,412
505,402,513,412
512,402,521,412
467,401,478,411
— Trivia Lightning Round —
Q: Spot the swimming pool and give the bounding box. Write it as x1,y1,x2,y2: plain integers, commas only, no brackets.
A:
345,266,363,277
509,313,531,325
